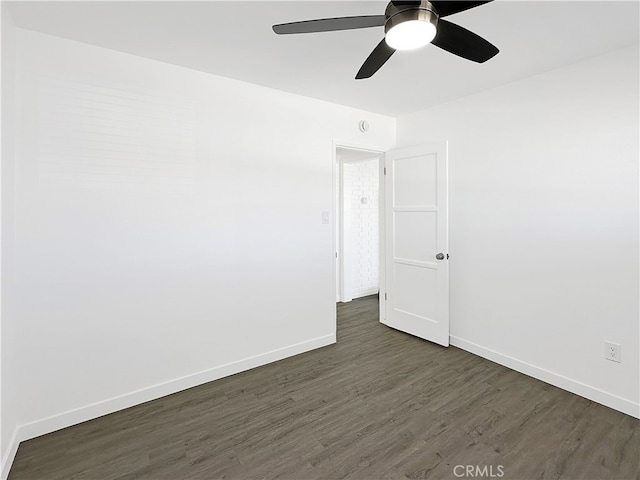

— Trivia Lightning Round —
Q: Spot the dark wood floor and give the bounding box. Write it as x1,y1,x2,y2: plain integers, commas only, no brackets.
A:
9,295,640,480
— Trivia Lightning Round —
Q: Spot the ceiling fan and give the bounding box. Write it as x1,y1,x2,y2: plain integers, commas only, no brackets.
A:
273,1,499,79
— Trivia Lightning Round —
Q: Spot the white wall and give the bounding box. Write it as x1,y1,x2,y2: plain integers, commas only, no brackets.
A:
2,27,394,475
1,3,18,474
397,45,639,417
343,159,379,298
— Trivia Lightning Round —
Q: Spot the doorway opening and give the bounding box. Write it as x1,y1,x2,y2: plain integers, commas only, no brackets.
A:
335,146,384,303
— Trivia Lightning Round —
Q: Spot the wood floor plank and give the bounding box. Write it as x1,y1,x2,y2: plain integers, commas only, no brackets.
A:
8,295,640,480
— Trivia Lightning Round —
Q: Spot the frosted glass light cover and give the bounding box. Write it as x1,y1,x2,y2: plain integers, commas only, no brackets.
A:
385,20,437,50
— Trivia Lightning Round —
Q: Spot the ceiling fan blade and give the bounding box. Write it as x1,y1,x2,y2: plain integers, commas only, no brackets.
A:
273,15,385,35
431,1,493,18
356,39,396,79
431,19,498,63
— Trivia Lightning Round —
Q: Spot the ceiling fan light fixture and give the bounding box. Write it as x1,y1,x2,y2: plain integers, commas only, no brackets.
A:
385,20,437,50
384,3,438,51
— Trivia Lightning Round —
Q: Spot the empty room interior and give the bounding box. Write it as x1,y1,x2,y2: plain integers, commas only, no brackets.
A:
1,1,639,479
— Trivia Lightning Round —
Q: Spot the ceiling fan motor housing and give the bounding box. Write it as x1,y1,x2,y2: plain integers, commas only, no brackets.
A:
384,0,439,36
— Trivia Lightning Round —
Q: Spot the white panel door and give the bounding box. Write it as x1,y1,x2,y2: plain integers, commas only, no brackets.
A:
383,143,449,346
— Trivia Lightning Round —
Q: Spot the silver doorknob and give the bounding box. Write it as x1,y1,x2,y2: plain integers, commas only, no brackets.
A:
436,253,445,260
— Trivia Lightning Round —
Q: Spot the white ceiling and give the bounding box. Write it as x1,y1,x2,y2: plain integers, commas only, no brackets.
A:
6,1,639,116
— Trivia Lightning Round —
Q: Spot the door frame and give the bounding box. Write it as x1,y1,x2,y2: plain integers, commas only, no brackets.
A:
332,141,386,305
332,140,450,344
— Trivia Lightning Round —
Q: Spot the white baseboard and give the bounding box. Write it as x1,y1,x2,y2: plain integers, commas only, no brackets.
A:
1,429,20,480
450,335,640,419
0,334,335,480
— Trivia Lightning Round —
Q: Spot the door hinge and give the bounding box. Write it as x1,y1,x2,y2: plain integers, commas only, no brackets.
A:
385,292,388,300
447,253,449,260
383,167,387,175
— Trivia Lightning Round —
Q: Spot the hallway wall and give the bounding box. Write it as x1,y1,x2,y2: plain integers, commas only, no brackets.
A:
343,159,379,298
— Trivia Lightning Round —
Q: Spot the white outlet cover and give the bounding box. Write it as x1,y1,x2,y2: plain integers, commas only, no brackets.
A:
605,341,621,363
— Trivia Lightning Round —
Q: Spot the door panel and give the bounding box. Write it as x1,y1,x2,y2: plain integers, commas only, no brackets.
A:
394,153,437,206
394,263,438,321
383,143,449,346
394,211,437,262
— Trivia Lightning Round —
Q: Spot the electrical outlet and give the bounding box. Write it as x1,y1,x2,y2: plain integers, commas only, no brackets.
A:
605,341,621,363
